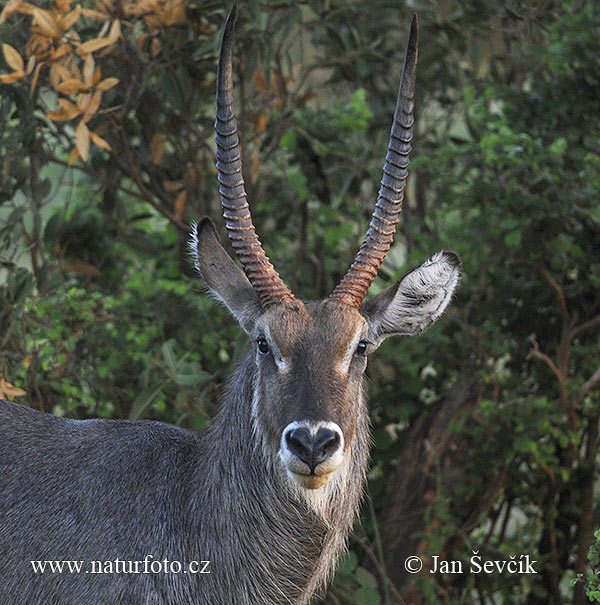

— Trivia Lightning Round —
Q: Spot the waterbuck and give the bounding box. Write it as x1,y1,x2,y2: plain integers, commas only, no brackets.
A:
0,3,460,604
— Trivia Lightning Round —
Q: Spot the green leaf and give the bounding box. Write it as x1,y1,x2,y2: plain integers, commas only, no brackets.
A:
129,382,167,420
337,551,358,575
355,566,378,588
161,340,177,374
175,371,212,386
352,586,380,605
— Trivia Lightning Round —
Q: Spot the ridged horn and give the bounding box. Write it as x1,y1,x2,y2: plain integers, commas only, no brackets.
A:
215,1,296,308
330,14,418,307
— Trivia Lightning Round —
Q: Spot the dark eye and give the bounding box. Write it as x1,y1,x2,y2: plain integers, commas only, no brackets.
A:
257,337,270,355
356,341,368,356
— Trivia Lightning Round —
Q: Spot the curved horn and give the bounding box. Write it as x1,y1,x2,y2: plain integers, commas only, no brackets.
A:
330,14,418,307
215,1,296,308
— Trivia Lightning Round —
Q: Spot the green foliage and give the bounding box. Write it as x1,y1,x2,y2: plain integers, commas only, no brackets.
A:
1,1,600,604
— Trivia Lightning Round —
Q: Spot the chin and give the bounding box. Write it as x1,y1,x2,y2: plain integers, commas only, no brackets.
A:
289,470,334,490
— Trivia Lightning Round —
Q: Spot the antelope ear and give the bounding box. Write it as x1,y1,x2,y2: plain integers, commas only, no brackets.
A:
190,218,262,334
362,250,461,344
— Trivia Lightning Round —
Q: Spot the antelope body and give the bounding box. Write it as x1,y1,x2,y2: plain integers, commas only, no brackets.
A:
0,4,460,604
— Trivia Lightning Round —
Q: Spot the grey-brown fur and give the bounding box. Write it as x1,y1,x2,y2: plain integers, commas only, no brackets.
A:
0,5,462,603
0,343,368,604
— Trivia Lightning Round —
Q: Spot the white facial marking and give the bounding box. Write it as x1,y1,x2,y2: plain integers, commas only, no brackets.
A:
260,324,290,373
279,420,345,489
336,323,367,376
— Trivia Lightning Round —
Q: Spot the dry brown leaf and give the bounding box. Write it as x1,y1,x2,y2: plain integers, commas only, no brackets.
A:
174,190,187,221
251,148,259,185
69,60,82,81
92,66,101,85
46,107,75,121
83,91,102,122
150,132,165,165
62,5,81,30
96,76,118,92
97,19,110,39
90,130,111,151
77,36,112,56
83,53,95,85
26,54,35,75
33,8,61,38
62,260,100,276
253,112,267,135
54,43,72,60
0,70,26,84
81,8,107,20
76,119,90,161
77,91,92,112
253,71,267,96
151,37,161,57
49,62,71,89
68,145,80,165
1,0,36,24
108,19,121,43
58,97,81,117
58,78,85,94
3,43,24,72
0,378,26,401
163,180,183,192
29,62,42,96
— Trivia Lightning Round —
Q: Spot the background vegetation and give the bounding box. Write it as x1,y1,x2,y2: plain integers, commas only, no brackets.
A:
1,0,599,603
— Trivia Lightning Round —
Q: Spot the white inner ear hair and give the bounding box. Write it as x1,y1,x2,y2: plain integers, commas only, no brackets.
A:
379,251,460,336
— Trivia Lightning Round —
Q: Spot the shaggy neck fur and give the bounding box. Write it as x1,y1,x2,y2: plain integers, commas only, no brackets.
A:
187,351,370,605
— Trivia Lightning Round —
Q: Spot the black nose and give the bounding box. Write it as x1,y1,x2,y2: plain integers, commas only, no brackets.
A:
285,427,341,473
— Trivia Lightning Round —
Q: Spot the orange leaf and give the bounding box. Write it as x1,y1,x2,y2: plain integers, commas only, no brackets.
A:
83,53,94,85
108,19,121,43
90,130,111,151
62,5,81,30
0,377,26,400
96,76,118,92
77,91,92,112
58,78,85,94
163,180,183,192
46,108,75,121
29,62,42,96
0,70,26,83
54,43,72,60
174,190,187,221
33,8,61,37
150,132,165,165
58,97,81,117
26,54,35,75
49,62,70,89
68,145,80,165
62,260,100,276
81,8,107,19
83,91,101,122
1,0,36,24
253,71,267,96
253,112,267,135
77,36,112,56
2,43,24,72
76,119,90,161
251,148,259,184
92,66,101,86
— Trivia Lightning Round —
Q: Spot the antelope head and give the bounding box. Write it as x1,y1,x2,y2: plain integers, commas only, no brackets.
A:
191,3,461,492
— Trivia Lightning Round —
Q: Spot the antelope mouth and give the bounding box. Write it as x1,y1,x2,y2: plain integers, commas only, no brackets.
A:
280,421,345,490
288,468,336,490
